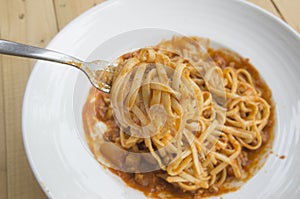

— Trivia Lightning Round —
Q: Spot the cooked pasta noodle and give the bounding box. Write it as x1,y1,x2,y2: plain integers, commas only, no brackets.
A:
83,36,274,198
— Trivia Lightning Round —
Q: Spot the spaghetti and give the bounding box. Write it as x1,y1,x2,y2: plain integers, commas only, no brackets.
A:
83,36,274,198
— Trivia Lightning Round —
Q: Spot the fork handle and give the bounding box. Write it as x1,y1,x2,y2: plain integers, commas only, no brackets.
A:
0,39,84,67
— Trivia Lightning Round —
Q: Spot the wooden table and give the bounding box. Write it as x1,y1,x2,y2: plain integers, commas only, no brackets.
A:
0,0,299,198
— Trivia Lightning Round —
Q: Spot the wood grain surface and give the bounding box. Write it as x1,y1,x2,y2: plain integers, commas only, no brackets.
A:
0,0,299,198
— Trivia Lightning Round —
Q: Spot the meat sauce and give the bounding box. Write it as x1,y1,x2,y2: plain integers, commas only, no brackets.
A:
82,48,275,198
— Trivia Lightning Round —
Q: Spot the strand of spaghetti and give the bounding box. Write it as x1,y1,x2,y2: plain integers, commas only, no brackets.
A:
117,57,140,77
156,51,171,65
150,89,161,105
155,63,175,116
166,176,189,183
179,170,210,183
120,130,140,149
209,173,217,186
162,92,173,116
149,82,181,99
156,63,170,84
210,134,241,176
197,120,218,145
178,172,209,189
236,125,262,150
142,69,156,110
151,136,167,148
210,152,232,164
220,125,254,140
112,70,133,129
223,67,238,94
131,105,149,125
237,82,258,96
172,63,185,90
167,156,193,176
145,137,165,169
161,133,174,145
127,63,147,109
171,97,182,116
138,48,156,62
162,142,178,154
177,182,202,191
236,68,254,85
167,150,192,169
182,75,203,111
183,129,202,176
215,169,227,187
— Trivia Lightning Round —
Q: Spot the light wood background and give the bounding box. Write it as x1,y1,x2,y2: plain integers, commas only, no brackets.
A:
0,0,299,198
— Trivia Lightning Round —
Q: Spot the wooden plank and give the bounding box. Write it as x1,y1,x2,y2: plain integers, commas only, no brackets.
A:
272,0,300,32
0,0,58,198
248,0,281,17
0,49,7,199
54,0,106,29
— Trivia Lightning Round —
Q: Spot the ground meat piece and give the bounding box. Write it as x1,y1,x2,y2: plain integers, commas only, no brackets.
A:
203,109,212,119
95,92,113,121
154,185,162,192
226,166,234,177
209,185,219,193
196,189,204,195
134,172,163,192
261,130,269,145
103,121,120,142
261,120,272,145
213,55,226,69
239,151,249,167
194,194,202,199
134,173,150,187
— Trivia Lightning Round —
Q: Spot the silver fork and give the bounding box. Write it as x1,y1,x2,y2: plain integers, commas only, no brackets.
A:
0,40,115,93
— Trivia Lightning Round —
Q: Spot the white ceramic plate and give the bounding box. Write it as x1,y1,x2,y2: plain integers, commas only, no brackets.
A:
22,0,300,198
